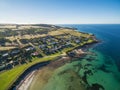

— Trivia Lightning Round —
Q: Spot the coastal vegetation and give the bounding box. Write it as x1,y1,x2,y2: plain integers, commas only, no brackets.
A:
0,56,58,90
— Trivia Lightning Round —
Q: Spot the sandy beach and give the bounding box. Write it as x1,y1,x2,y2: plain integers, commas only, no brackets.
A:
15,49,87,90
16,70,37,90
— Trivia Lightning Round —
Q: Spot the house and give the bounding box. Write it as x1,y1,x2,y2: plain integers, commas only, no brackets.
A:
31,52,39,56
75,39,81,44
2,53,9,57
67,52,76,57
24,46,35,52
10,49,20,56
0,64,6,71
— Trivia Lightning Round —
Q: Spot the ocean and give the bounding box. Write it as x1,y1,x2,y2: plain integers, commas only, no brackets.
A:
57,24,120,90
61,24,120,71
29,24,120,90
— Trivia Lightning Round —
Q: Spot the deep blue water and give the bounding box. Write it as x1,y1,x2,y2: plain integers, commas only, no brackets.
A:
59,24,120,71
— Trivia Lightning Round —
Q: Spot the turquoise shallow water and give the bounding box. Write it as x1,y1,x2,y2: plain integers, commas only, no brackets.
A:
57,24,120,90
60,24,120,71
39,48,120,90
29,24,120,90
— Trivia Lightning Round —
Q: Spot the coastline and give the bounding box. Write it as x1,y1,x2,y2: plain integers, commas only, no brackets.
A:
7,27,99,90
15,49,86,90
11,24,120,90
13,41,98,90
16,70,36,90
27,40,120,90
0,24,120,90
8,61,51,90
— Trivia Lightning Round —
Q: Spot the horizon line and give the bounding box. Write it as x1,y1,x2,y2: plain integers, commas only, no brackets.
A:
0,23,120,25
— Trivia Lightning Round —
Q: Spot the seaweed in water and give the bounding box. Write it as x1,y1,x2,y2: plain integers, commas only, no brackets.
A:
87,83,105,90
98,64,111,73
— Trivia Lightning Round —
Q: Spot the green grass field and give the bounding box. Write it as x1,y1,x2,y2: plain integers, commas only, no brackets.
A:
0,56,58,90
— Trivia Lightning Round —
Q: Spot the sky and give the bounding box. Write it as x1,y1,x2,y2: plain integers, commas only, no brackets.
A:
0,0,120,24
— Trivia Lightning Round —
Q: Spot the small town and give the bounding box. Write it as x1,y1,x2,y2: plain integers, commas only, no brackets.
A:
0,24,96,71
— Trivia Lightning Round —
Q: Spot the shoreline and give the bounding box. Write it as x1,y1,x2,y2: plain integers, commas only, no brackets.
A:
8,34,99,90
15,49,86,90
13,49,86,90
9,61,50,90
16,70,37,90
13,42,98,90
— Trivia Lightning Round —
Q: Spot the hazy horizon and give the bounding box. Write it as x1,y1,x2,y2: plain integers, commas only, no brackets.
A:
0,23,120,25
